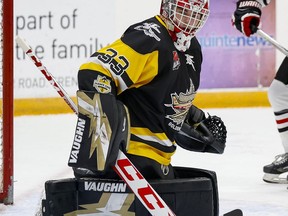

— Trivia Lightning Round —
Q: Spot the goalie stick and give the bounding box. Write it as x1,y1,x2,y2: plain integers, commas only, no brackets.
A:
15,36,175,216
257,28,288,57
223,209,243,216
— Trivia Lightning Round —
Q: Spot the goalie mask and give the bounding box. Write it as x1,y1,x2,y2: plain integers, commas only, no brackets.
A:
160,0,210,52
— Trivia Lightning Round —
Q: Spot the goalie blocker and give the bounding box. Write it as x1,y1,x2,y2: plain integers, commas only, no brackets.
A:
68,90,130,177
42,167,219,216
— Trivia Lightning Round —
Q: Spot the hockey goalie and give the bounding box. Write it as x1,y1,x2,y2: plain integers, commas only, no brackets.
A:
41,0,228,215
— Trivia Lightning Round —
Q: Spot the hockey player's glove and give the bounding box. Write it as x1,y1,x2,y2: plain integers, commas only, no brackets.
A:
186,105,206,126
232,0,262,37
202,115,227,153
175,115,227,154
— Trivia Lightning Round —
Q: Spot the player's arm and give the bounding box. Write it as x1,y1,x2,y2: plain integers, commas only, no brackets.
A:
68,65,130,174
69,26,163,174
174,105,227,154
232,0,271,37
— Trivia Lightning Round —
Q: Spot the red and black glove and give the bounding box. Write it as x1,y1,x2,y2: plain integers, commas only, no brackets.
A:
232,0,262,37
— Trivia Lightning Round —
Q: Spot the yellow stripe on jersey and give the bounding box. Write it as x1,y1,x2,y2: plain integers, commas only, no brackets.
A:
79,39,159,94
130,127,174,147
128,127,176,165
79,62,113,79
131,50,159,89
95,39,159,93
79,58,126,90
127,141,175,166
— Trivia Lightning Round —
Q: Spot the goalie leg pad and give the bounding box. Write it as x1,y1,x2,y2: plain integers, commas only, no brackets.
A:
174,166,219,216
42,178,77,216
68,90,130,173
42,168,218,216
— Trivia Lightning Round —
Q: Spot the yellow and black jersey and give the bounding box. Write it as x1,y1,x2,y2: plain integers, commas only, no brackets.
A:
78,15,203,165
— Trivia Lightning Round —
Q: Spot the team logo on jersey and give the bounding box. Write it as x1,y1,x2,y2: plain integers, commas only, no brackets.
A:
173,51,180,70
185,54,196,71
93,75,112,93
165,79,196,131
134,22,161,41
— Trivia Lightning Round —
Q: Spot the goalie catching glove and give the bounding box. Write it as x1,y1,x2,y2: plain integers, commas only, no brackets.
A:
175,112,227,154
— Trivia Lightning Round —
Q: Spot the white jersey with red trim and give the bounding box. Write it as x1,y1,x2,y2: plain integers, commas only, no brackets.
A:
257,0,271,7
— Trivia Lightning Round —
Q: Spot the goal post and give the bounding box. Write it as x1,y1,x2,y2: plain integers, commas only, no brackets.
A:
0,0,14,205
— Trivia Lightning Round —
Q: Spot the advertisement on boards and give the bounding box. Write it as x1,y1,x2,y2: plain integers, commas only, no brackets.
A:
14,0,276,99
15,0,116,98
197,0,276,88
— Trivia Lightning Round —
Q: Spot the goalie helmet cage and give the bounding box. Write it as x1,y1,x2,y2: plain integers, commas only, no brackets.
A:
0,0,14,205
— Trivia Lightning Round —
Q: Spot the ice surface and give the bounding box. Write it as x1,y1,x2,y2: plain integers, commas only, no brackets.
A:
1,107,288,215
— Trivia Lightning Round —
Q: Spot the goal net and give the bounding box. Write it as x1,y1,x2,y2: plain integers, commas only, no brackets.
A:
0,0,14,205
